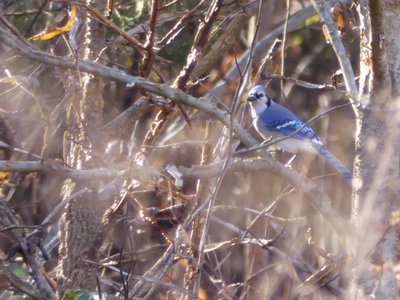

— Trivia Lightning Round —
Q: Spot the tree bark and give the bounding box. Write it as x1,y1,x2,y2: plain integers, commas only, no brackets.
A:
352,0,400,298
57,0,109,297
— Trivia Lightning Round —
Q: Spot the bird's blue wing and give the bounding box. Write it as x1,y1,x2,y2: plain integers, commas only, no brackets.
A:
266,119,323,145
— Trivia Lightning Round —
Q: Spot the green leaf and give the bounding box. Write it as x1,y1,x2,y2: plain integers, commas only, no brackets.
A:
64,289,121,300
64,289,91,300
6,263,29,279
305,14,320,26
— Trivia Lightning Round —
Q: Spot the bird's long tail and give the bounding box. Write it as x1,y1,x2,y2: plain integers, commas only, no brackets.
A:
315,145,353,180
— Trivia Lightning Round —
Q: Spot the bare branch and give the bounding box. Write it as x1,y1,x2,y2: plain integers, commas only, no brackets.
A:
0,160,155,181
311,0,358,103
173,0,223,90
269,74,337,90
191,9,249,80
70,1,146,52
139,0,158,77
0,263,45,299
211,4,317,100
0,198,56,299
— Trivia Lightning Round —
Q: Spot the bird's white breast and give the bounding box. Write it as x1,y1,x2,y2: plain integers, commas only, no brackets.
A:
249,101,268,117
253,117,318,154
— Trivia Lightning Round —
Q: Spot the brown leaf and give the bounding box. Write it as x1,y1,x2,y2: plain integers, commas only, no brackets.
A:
336,13,347,32
331,3,351,35
0,172,10,182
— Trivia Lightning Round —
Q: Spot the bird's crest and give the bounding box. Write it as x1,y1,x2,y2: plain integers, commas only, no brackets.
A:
247,85,271,107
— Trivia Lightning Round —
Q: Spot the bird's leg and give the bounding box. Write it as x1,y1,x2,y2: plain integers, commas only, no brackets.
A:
285,154,297,168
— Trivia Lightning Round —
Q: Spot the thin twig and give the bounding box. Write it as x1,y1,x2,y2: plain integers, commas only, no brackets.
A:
280,0,291,101
191,9,249,80
271,74,338,90
0,13,36,48
157,1,205,49
25,0,49,36
159,0,183,10
252,39,282,87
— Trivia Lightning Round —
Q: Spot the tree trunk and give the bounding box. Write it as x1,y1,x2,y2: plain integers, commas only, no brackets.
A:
57,0,108,297
352,0,400,298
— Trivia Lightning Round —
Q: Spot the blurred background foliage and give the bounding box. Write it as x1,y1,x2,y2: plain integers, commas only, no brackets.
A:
0,0,356,299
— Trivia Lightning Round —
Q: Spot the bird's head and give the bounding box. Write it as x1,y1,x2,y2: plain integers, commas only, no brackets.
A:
247,85,271,115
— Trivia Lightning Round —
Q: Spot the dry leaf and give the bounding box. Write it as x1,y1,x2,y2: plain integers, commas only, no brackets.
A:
336,13,346,32
0,172,10,182
331,70,343,88
30,6,78,41
331,3,352,35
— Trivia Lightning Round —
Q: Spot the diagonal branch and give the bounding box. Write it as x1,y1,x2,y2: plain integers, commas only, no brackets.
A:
173,0,223,90
139,0,159,77
311,0,358,105
0,263,44,299
69,1,146,52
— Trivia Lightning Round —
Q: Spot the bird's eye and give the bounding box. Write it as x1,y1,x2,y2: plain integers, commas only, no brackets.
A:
255,93,263,98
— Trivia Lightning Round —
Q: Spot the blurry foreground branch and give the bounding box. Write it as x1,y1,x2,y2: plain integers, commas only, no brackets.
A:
0,158,349,234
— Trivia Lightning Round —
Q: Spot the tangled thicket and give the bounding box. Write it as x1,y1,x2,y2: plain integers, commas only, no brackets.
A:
2,0,396,299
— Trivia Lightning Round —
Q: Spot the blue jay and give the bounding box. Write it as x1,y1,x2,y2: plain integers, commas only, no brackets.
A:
247,85,352,180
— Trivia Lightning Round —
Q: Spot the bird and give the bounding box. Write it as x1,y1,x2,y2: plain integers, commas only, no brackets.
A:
247,85,352,180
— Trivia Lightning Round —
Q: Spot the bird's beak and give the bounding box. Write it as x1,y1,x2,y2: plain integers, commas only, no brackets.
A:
247,95,256,102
